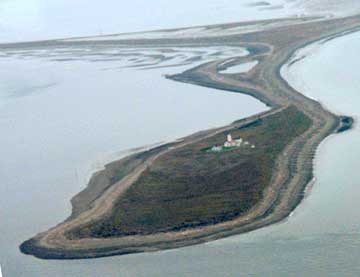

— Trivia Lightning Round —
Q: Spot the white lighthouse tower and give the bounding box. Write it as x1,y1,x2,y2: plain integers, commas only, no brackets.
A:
224,133,244,148
224,134,234,147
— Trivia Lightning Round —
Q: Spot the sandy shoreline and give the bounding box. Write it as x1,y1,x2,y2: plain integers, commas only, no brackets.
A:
18,14,360,259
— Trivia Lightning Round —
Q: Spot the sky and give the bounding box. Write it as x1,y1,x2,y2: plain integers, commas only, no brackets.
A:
0,0,298,43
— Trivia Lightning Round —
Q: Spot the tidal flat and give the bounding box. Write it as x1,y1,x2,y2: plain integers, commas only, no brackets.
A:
14,14,360,259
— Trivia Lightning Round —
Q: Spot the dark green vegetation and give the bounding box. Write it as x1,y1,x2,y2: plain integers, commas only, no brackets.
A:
71,106,311,239
337,116,354,133
69,144,174,218
17,15,360,260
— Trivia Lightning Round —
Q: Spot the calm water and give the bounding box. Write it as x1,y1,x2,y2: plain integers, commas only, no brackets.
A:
1,2,360,276
1,31,359,277
0,52,267,276
220,61,259,74
3,0,360,43
56,27,360,277
0,0,298,43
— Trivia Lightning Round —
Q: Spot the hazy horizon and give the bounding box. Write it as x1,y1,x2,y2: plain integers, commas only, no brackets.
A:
0,0,298,43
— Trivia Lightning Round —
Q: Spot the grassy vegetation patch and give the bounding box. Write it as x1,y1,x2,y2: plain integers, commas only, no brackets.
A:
72,106,311,238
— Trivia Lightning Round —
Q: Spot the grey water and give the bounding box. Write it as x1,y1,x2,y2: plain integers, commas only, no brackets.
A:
1,1,360,276
36,25,360,277
3,0,360,44
1,30,359,277
0,0,297,43
0,51,267,276
220,61,259,74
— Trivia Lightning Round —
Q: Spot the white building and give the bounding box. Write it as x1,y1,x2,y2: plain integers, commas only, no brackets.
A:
209,133,255,153
211,146,222,152
224,133,243,148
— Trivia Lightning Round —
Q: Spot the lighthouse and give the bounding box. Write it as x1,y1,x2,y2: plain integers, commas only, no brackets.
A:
224,133,243,148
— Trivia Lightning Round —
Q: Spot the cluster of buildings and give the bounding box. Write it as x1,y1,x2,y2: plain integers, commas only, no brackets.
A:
210,133,255,153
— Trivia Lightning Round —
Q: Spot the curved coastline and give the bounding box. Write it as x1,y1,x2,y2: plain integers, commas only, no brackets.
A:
19,15,360,259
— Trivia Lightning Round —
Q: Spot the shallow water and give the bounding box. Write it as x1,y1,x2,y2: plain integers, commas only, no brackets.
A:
3,0,360,43
0,51,267,276
279,31,360,236
1,2,360,276
10,24,359,277
0,0,299,43
220,61,259,74
68,26,360,277
1,30,359,277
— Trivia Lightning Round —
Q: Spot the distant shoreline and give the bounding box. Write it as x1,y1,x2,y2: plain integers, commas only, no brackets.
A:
19,14,359,260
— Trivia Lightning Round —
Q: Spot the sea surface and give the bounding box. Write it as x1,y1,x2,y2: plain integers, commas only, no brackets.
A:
3,0,360,43
0,49,268,276
0,0,299,43
1,1,360,276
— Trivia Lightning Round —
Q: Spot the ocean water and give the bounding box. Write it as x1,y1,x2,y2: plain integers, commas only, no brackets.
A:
279,31,360,236
2,0,360,43
43,26,360,277
1,1,360,276
0,2,294,275
0,48,267,276
0,0,299,43
11,23,359,277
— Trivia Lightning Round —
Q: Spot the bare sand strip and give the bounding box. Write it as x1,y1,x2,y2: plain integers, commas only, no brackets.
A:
18,14,360,259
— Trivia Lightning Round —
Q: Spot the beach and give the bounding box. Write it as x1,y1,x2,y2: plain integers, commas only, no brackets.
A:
15,14,360,259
